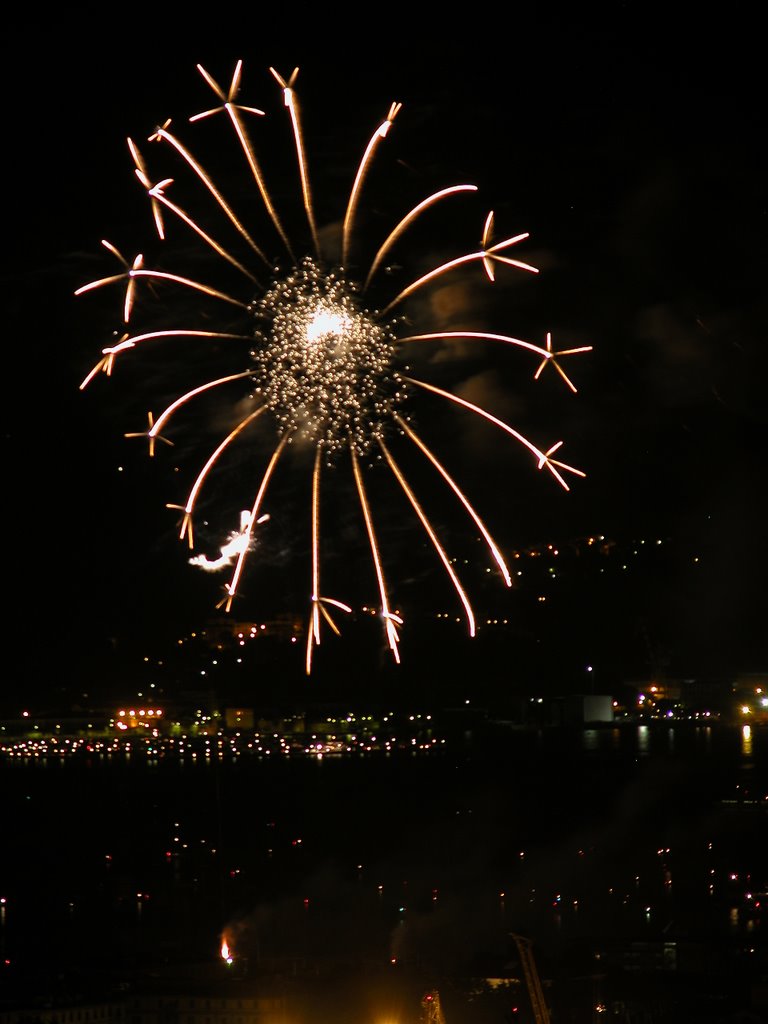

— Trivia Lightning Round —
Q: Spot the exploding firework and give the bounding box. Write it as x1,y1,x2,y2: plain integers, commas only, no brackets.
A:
78,62,591,672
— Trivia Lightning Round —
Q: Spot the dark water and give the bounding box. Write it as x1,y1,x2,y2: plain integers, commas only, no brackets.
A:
1,723,767,1017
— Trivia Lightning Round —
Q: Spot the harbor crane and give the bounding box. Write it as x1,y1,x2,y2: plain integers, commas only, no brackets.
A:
510,933,550,1024
419,935,548,1024
420,989,446,1024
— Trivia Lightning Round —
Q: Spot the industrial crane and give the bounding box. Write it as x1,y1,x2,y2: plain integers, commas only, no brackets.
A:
420,989,446,1024
420,935,548,1024
510,933,551,1024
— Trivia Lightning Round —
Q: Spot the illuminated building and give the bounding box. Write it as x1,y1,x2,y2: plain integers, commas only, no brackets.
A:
733,673,768,725
111,707,165,733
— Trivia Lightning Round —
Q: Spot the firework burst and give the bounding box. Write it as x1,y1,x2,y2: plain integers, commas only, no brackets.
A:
78,62,591,673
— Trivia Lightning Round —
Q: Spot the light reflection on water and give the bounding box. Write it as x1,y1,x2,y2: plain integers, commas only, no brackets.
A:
0,722,765,986
583,729,599,751
742,723,753,757
637,724,650,755
574,721,767,764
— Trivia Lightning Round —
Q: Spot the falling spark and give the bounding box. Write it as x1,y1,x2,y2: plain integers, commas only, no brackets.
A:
78,62,591,670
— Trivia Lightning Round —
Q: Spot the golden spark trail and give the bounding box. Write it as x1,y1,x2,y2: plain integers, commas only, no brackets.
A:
381,228,538,315
342,102,401,268
79,330,250,389
394,413,512,587
351,447,402,661
269,68,321,258
405,376,585,490
133,171,262,283
398,331,592,392
149,122,269,263
77,267,250,309
305,451,352,674
128,141,166,239
379,437,476,637
192,62,295,262
398,330,549,359
131,135,260,281
364,185,478,290
307,448,323,674
172,407,267,549
149,372,256,442
224,432,291,610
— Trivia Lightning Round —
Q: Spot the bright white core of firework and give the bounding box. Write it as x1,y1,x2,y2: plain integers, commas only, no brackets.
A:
305,306,353,343
250,257,404,458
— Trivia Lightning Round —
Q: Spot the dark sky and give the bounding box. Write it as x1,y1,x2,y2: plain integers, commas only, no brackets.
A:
3,7,767,696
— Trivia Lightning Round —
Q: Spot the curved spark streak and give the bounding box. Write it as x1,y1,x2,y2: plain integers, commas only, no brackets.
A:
381,235,537,315
173,407,267,548
131,149,264,282
342,102,401,268
364,185,478,290
111,329,247,355
305,450,352,674
394,413,512,587
75,272,134,297
404,376,585,490
307,449,332,669
398,331,592,400
131,270,248,307
379,437,476,637
351,448,402,662
398,331,550,359
192,63,295,262
307,448,323,671
149,123,269,264
225,433,291,609
128,139,166,239
269,67,320,258
149,372,256,441
77,267,248,311
142,177,261,284
80,329,250,394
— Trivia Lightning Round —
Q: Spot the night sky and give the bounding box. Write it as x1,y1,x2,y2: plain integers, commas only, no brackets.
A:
3,8,767,700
